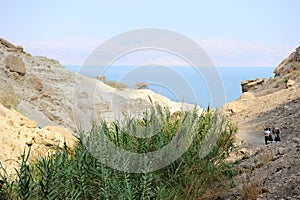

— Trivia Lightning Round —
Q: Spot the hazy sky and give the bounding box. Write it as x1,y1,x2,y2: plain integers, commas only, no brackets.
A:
1,0,299,66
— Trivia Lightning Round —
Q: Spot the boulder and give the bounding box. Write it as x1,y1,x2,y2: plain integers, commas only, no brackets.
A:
4,55,26,75
239,92,256,100
28,75,43,91
18,117,37,128
43,126,77,147
223,101,247,115
16,46,24,53
241,78,265,92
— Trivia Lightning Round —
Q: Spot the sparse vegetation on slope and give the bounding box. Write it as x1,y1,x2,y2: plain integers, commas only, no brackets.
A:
96,76,128,89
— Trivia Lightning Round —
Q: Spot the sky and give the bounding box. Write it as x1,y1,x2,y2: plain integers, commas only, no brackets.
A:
1,0,299,66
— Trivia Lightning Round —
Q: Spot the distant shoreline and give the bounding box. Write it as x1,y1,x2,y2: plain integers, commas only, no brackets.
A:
65,65,274,107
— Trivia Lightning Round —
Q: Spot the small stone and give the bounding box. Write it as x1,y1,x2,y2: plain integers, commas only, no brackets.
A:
26,141,33,147
292,137,300,144
286,79,295,88
261,188,269,193
31,95,38,101
232,142,238,148
277,147,285,155
237,148,249,157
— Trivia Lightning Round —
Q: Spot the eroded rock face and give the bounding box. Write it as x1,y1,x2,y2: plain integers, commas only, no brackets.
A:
241,78,265,92
0,37,199,134
4,55,26,75
0,38,24,53
0,102,77,175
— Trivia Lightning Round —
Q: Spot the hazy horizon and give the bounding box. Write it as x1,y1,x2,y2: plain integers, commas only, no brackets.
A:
1,1,299,66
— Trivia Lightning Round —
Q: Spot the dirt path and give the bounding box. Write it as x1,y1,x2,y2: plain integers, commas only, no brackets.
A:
235,129,265,148
224,84,300,149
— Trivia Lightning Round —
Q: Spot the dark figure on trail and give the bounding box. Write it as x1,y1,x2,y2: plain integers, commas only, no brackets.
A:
264,128,270,145
274,128,281,142
268,127,273,142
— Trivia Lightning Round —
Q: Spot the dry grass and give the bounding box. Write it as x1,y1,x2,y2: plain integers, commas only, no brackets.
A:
241,171,262,200
239,149,274,199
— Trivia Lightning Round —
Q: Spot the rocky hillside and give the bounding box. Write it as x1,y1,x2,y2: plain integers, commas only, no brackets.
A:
0,101,76,175
0,38,198,175
0,38,194,134
221,47,300,199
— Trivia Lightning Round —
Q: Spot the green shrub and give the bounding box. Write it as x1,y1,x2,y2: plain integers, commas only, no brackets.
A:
0,105,237,199
96,76,128,89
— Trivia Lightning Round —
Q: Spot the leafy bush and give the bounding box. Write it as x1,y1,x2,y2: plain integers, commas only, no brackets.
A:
0,105,237,199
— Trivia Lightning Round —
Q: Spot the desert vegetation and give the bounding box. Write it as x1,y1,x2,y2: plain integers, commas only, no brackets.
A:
134,82,148,89
0,106,237,199
96,76,128,89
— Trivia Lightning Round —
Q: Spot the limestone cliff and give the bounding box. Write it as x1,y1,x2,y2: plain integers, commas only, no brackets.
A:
0,101,76,175
0,38,195,134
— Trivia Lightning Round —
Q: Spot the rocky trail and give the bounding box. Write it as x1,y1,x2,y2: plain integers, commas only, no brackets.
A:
220,47,300,199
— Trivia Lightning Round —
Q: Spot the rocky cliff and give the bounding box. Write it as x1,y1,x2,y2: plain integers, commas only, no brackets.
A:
0,38,194,134
0,101,76,175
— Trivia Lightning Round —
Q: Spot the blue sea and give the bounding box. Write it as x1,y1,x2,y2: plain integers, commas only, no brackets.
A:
65,65,274,107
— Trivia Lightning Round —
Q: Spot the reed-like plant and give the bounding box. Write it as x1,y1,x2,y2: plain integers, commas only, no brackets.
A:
0,105,237,199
